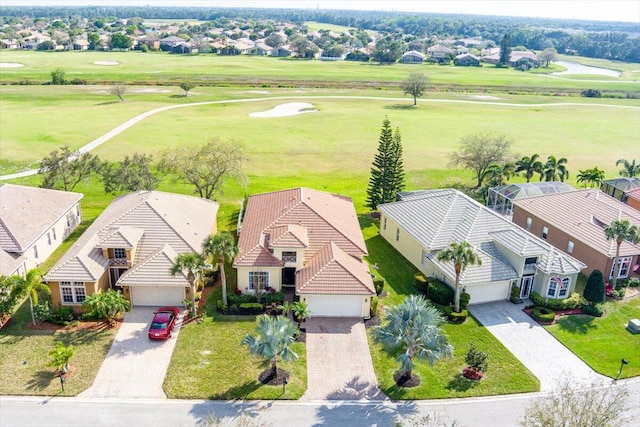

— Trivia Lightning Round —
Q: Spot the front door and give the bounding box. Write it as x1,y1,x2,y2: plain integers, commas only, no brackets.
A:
520,275,534,298
282,267,296,287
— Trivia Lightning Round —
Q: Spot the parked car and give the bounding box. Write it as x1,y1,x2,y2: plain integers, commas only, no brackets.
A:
148,307,180,340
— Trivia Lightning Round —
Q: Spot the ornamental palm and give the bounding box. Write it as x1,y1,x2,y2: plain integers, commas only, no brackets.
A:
15,269,50,326
437,241,482,313
82,289,130,325
482,162,517,187
242,315,299,378
170,252,204,317
576,167,606,188
604,219,640,290
616,158,640,178
542,155,569,182
515,154,543,183
202,232,239,307
371,295,452,382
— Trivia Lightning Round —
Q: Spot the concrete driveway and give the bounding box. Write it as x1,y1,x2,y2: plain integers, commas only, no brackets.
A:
301,317,386,401
79,307,184,399
469,300,607,391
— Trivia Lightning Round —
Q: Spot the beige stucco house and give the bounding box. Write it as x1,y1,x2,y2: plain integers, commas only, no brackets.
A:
378,189,585,304
234,188,375,318
0,184,83,277
44,191,218,311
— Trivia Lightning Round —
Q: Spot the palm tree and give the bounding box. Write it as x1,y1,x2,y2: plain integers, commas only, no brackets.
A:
604,219,640,290
371,295,452,384
48,341,75,373
170,252,204,317
515,154,543,183
202,232,239,307
242,315,299,379
482,162,517,187
82,289,130,326
616,158,640,178
15,269,50,326
542,155,569,182
437,241,482,313
291,301,311,329
576,167,606,188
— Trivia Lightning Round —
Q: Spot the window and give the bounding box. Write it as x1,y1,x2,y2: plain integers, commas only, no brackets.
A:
113,248,126,259
610,256,632,279
525,217,532,231
52,227,57,241
33,245,38,258
421,250,428,265
282,251,296,263
547,277,570,298
60,281,85,304
542,226,548,240
547,279,557,297
248,272,269,290
383,217,387,231
559,278,570,297
46,233,51,245
567,241,574,254
66,215,71,227
396,228,400,242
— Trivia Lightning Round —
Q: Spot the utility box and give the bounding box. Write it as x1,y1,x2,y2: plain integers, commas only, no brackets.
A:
627,319,640,334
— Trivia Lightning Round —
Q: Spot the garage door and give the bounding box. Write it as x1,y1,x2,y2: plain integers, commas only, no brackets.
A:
305,294,363,317
131,286,185,307
468,282,510,304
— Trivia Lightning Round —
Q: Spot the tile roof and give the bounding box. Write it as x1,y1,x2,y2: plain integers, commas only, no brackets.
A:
269,224,308,249
45,191,218,283
0,184,83,253
97,226,144,249
296,242,374,295
512,189,640,257
379,189,585,285
0,249,24,276
117,244,189,287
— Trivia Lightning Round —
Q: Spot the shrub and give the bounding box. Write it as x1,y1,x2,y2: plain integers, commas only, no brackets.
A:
261,290,284,305
33,301,51,323
373,278,385,296
49,306,74,325
612,288,625,299
532,306,555,323
465,342,488,372
584,269,605,306
370,296,379,318
530,291,582,310
228,292,257,306
581,89,602,98
414,273,428,294
263,302,281,316
427,279,454,306
460,292,471,309
530,291,545,306
215,299,227,313
444,305,468,322
239,302,264,314
510,286,521,303
581,303,604,317
70,78,87,85
627,277,640,288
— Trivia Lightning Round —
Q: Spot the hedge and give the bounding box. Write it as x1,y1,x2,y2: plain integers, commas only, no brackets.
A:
531,306,555,323
414,273,428,294
444,306,468,322
427,279,454,306
581,303,604,317
530,291,582,310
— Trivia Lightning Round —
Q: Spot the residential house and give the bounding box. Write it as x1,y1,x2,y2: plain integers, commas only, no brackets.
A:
233,188,374,318
0,184,83,277
159,35,187,52
248,42,271,56
484,50,539,68
401,50,425,64
44,191,218,311
0,39,19,49
72,39,89,51
600,177,640,204
512,189,640,281
427,44,454,63
454,53,481,66
378,189,585,303
136,35,160,50
270,46,292,57
626,188,640,211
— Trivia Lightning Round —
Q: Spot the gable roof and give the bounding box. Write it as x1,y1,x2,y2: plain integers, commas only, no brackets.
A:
296,242,374,295
234,188,367,267
117,244,190,287
97,226,144,249
402,50,425,59
379,189,584,285
45,191,218,282
0,184,83,254
512,189,640,257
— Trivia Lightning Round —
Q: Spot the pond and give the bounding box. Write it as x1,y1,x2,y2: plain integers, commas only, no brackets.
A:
552,61,621,77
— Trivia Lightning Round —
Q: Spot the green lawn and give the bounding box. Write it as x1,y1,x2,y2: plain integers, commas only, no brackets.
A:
0,299,116,396
546,296,640,379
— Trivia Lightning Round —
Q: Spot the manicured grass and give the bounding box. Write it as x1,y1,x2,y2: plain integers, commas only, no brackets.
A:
0,299,116,396
164,287,307,400
546,296,640,379
363,223,540,398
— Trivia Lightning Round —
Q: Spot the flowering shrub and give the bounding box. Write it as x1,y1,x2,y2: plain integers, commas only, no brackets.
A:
462,367,484,380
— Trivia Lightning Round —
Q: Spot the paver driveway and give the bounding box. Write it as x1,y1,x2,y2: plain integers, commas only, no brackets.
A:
469,300,607,391
79,307,184,399
301,317,386,401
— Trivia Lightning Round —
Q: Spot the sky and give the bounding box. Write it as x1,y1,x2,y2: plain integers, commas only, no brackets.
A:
3,1,640,23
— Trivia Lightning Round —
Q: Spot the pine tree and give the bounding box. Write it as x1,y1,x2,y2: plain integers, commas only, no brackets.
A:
366,116,394,210
499,33,511,66
390,127,406,197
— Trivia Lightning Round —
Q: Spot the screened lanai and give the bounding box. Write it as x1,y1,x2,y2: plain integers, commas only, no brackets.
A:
487,182,575,216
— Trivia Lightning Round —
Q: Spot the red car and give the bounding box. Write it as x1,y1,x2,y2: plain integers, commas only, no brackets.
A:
148,307,180,340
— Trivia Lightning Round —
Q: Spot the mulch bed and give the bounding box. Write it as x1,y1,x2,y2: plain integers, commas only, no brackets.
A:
24,318,123,333
523,307,583,325
258,367,289,386
393,371,420,388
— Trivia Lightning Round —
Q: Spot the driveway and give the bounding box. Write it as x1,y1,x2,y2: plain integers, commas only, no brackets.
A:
469,301,607,391
301,317,386,401
79,307,184,399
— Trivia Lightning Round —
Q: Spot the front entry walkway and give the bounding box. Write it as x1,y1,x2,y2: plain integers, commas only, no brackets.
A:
301,317,386,401
469,301,607,391
79,307,184,399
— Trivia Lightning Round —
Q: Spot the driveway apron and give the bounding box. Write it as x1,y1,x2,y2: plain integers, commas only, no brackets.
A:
301,317,386,401
469,301,607,391
79,307,183,399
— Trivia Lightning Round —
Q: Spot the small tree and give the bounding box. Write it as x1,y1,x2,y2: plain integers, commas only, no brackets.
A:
202,232,239,307
539,47,558,67
102,153,160,194
449,132,514,188
291,301,311,329
48,341,75,373
14,269,50,326
437,241,482,313
542,155,569,182
616,158,640,178
82,289,130,325
515,154,543,183
170,252,204,317
179,81,196,97
51,68,66,85
242,315,299,380
401,73,429,106
583,269,605,306
110,83,126,102
499,33,511,66
604,219,640,290
576,167,605,188
465,342,488,372
39,145,101,191
0,275,23,328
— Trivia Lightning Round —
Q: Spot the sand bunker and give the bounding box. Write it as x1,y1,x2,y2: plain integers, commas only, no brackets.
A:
250,102,317,118
0,63,25,68
132,88,172,93
469,95,502,100
93,60,119,66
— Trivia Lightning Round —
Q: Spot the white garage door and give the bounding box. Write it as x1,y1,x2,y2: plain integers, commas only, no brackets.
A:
131,286,185,307
468,282,510,304
305,294,363,317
